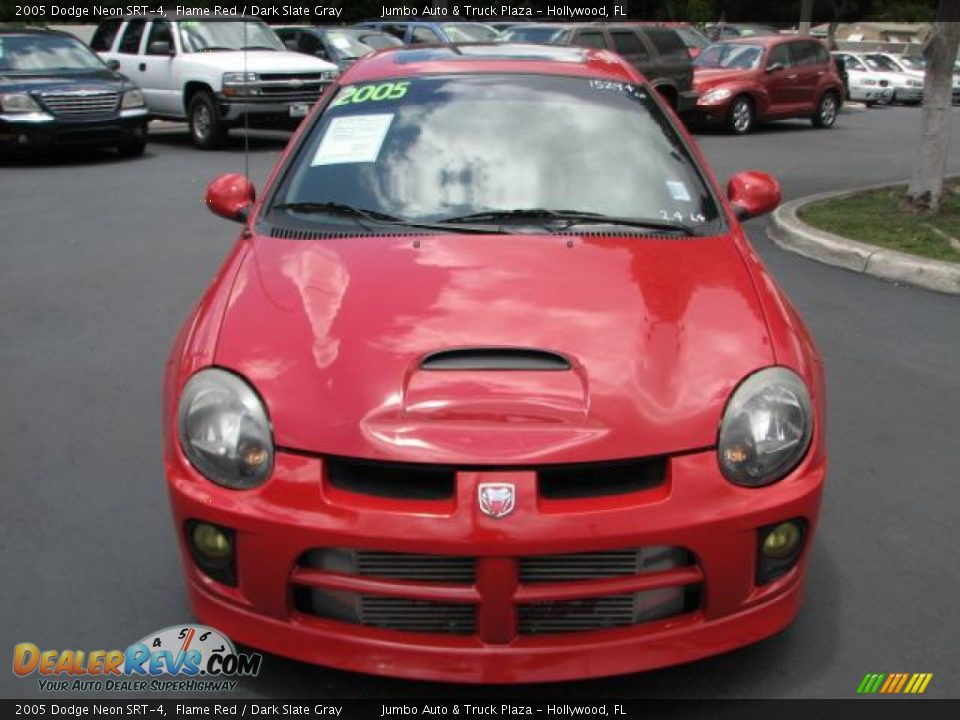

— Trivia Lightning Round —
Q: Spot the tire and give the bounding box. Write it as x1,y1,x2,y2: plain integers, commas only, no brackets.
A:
812,91,839,128
725,95,754,135
865,100,877,108
188,91,227,150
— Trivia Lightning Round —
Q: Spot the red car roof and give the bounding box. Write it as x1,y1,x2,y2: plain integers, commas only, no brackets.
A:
339,43,643,85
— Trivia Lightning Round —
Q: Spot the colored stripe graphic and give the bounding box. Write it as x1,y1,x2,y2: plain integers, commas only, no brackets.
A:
858,673,933,694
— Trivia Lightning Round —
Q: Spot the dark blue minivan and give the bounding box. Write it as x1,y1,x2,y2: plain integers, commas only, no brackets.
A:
0,28,148,156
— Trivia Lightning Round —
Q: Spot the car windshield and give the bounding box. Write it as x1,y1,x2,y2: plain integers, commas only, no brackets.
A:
862,57,886,72
502,27,568,44
270,74,720,234
695,43,763,69
324,31,374,59
178,20,284,52
441,24,500,42
0,33,104,72
899,56,925,71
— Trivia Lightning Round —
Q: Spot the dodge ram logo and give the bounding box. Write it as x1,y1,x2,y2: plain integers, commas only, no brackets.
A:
478,483,515,519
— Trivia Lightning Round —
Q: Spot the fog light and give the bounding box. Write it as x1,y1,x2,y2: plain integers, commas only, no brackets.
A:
192,522,232,560
756,519,806,585
186,520,236,586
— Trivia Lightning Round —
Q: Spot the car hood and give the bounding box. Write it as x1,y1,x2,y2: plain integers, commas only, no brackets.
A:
693,67,753,89
185,50,337,73
0,68,131,93
214,232,774,464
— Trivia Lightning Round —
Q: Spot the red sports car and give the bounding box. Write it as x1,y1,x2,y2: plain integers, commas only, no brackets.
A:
164,42,826,683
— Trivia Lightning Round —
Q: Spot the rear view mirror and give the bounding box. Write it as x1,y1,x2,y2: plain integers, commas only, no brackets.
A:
106,58,121,71
205,173,256,223
727,171,781,221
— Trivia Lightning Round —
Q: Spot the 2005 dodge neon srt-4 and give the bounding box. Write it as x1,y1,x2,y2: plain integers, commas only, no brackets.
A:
164,42,826,683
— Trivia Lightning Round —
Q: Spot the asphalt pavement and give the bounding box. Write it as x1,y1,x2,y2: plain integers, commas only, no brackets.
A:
1,105,958,699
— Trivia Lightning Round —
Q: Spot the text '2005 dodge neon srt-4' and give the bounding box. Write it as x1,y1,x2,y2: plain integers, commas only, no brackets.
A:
164,43,827,683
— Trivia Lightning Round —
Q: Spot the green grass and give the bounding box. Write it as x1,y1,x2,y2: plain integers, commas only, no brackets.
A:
798,184,960,263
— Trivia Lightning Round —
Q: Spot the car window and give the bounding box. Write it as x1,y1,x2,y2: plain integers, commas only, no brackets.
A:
145,21,174,55
610,30,648,59
271,74,721,233
178,20,284,52
767,44,792,69
411,26,441,44
695,43,763,70
90,20,121,52
118,19,146,55
846,57,865,72
298,31,326,58
358,32,403,50
502,26,568,44
644,28,686,57
574,30,607,49
866,54,898,72
382,24,408,40
789,41,818,67
813,43,829,65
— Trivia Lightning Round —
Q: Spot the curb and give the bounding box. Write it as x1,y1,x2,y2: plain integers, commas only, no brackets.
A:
767,183,960,295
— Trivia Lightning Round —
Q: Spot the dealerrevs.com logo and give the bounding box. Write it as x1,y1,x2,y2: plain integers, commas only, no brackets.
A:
13,625,261,692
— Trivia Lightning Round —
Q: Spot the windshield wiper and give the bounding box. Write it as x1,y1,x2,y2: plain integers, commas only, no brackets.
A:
271,202,505,234
196,46,236,53
438,209,697,236
242,45,278,51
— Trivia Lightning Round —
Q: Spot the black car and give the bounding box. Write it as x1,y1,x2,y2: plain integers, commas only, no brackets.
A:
0,28,148,156
275,26,402,70
502,23,696,112
704,23,780,42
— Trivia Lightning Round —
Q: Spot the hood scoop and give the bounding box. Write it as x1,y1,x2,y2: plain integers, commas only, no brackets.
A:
420,347,571,372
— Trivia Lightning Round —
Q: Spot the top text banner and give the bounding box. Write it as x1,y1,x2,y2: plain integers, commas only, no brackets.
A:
3,2,630,23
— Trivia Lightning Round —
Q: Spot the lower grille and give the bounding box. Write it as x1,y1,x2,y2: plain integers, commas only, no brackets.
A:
300,548,475,583
41,91,119,117
520,547,691,583
519,585,699,635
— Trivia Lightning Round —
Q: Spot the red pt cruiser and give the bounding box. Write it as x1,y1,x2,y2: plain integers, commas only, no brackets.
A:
164,43,827,683
692,36,845,134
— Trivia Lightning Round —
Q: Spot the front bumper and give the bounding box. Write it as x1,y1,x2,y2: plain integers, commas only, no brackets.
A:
894,87,923,103
0,108,148,148
849,86,894,104
677,89,699,114
216,90,329,127
166,440,825,683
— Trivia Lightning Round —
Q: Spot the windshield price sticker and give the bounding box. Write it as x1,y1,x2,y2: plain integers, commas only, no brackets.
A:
332,82,410,107
311,113,394,166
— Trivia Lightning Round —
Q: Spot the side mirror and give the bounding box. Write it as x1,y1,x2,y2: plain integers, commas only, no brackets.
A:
728,170,781,221
284,39,299,51
148,40,174,56
765,62,784,73
205,173,256,223
106,58,121,71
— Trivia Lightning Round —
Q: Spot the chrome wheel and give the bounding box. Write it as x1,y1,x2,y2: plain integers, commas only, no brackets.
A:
730,98,752,134
192,104,212,141
819,95,837,126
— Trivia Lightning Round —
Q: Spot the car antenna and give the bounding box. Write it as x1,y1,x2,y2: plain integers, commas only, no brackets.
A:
243,17,250,184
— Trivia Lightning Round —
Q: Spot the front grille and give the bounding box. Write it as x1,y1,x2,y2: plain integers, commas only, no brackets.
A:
41,91,119,117
259,72,330,82
520,547,691,583
322,455,667,501
300,548,475,583
359,597,475,634
256,87,322,101
292,546,700,638
519,586,699,635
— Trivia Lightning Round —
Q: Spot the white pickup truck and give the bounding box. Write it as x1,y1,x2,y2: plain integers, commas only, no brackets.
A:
92,15,339,149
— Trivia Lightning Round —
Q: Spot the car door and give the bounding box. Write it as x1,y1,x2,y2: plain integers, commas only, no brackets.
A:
642,27,694,98
139,20,179,116
112,19,147,79
297,30,332,62
789,40,823,112
762,42,798,115
90,19,122,60
608,28,652,76
274,27,300,53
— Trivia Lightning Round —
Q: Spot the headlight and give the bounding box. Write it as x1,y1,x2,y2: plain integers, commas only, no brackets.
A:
699,87,732,104
178,368,274,489
717,367,813,487
1,93,41,113
222,71,258,85
121,89,145,109
862,79,877,86
907,79,923,87
321,70,339,82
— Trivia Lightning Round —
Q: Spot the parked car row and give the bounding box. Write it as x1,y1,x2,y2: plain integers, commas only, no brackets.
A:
0,16,947,159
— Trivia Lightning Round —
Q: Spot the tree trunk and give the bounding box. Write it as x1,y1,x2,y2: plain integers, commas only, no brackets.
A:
906,19,960,213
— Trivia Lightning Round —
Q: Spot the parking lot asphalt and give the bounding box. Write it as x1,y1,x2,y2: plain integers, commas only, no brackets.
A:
1,105,959,699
